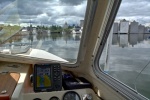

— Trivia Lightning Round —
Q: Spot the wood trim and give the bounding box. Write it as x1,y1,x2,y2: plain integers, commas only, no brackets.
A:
0,73,20,99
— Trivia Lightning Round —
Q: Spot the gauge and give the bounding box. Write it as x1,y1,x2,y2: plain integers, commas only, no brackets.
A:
49,96,60,100
63,91,81,100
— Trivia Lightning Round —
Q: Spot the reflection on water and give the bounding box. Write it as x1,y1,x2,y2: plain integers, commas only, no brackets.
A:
112,33,150,47
100,33,150,99
144,34,150,40
112,33,118,45
0,29,81,62
119,34,128,47
138,33,144,42
50,33,61,41
129,34,138,47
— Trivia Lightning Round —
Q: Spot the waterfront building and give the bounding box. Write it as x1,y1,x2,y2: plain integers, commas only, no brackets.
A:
144,27,150,34
112,22,119,45
138,24,145,33
144,27,150,40
72,26,81,34
119,19,129,34
80,20,84,27
138,24,145,42
129,20,138,33
119,19,129,47
113,22,119,34
128,21,139,46
63,22,68,29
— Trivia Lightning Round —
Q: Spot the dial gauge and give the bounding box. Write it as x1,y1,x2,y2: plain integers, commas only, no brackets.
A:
49,96,60,100
63,91,81,100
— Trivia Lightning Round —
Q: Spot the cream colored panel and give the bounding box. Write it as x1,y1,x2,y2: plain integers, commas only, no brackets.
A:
23,88,100,100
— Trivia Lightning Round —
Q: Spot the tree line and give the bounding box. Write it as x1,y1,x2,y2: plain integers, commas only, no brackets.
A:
36,25,74,33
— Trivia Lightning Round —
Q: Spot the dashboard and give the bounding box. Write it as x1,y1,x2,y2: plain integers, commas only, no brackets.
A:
0,62,100,100
23,88,96,100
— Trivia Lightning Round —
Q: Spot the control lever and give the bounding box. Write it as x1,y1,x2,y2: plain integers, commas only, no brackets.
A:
83,94,93,100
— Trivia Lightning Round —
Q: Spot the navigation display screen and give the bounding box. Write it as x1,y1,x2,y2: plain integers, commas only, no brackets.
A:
37,67,51,87
34,63,62,92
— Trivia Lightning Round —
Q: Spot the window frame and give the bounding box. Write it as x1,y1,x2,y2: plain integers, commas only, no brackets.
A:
93,0,149,99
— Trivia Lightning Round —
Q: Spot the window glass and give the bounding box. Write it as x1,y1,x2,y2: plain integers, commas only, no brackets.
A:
99,0,150,99
0,0,87,63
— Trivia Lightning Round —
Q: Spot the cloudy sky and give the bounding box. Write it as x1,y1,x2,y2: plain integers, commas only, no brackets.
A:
116,0,150,25
0,0,150,26
0,0,87,26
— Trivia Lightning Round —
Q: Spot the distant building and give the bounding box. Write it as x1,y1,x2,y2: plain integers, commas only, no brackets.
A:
72,26,82,34
80,20,84,27
113,22,119,33
63,22,68,29
138,24,145,33
129,20,138,33
129,21,138,46
138,24,144,42
119,19,129,34
144,27,150,40
144,27,150,33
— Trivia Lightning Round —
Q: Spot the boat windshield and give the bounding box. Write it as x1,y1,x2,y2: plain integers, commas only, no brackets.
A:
0,0,88,63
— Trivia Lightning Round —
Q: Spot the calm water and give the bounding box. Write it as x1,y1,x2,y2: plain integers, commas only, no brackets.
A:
101,33,150,99
0,30,150,99
0,29,81,62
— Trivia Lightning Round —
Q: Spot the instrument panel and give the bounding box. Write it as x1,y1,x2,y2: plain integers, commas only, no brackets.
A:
0,62,98,100
23,88,96,100
63,91,80,100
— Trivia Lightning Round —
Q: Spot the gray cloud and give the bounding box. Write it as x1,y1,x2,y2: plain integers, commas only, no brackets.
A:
1,0,149,26
0,0,87,25
17,0,44,16
116,0,150,24
0,0,15,10
60,0,86,5
0,0,15,4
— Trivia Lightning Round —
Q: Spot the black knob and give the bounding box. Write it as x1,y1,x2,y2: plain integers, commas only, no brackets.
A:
30,74,33,83
54,72,60,76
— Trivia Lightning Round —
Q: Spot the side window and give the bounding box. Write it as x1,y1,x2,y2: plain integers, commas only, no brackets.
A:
99,0,150,99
